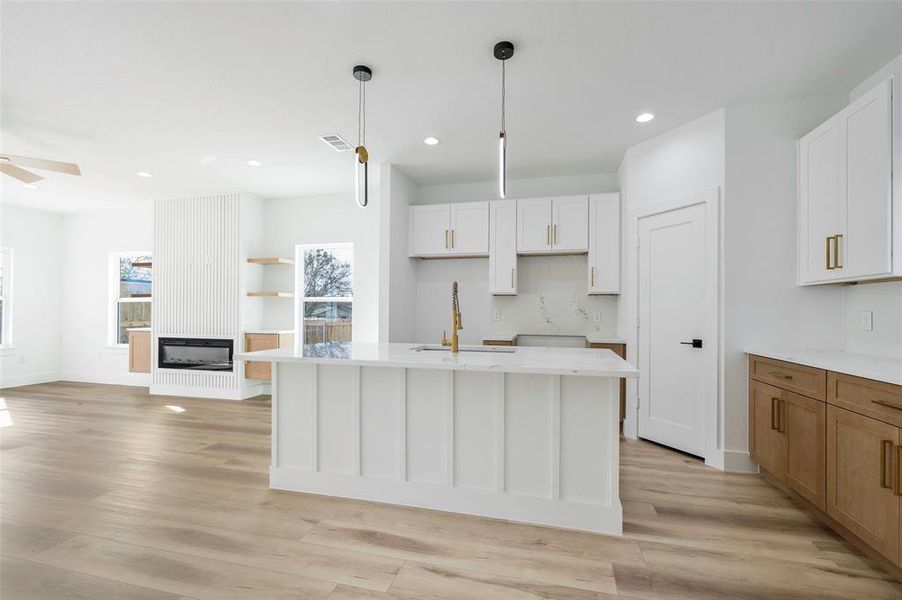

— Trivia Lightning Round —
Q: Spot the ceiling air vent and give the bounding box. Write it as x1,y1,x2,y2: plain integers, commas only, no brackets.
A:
319,134,353,152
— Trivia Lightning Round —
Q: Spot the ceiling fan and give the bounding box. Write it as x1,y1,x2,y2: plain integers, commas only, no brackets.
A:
0,153,81,184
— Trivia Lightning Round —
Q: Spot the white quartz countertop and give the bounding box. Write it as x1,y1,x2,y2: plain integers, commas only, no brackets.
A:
746,348,902,387
236,342,639,378
244,329,293,335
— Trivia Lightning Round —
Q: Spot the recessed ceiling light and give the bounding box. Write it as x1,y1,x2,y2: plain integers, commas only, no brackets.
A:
136,171,153,178
423,137,440,146
23,183,38,190
247,160,262,167
636,113,655,123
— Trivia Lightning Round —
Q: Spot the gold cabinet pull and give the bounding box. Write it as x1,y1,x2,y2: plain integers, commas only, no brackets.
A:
834,234,843,269
880,440,894,489
769,371,793,380
895,445,902,496
591,266,596,287
451,229,455,249
510,267,515,288
778,399,786,433
553,224,558,244
771,397,779,430
546,225,551,245
873,398,902,412
826,236,834,270
445,230,449,249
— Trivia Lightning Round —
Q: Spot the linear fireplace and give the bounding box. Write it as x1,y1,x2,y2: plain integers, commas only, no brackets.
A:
158,337,234,372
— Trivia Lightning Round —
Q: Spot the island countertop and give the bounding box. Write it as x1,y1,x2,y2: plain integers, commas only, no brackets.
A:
236,342,639,378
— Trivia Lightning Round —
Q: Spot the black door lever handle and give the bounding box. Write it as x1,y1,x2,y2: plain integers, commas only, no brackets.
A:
680,339,703,348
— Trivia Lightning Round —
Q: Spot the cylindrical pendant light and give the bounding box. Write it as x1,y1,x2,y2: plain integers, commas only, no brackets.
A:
353,65,372,208
494,41,514,199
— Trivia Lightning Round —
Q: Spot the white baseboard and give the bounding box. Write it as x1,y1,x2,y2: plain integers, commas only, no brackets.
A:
0,371,61,389
59,371,151,388
150,384,247,400
722,449,758,473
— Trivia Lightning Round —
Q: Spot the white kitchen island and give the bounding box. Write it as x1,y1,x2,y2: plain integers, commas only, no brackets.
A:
235,342,638,534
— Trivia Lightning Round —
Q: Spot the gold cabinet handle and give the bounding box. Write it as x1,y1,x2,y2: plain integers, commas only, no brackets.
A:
825,236,833,270
546,225,551,245
873,398,902,412
553,224,558,245
880,440,894,489
895,445,902,496
778,399,786,433
510,267,515,288
451,229,455,249
771,397,779,431
769,371,793,381
445,230,449,249
591,266,596,287
834,234,843,269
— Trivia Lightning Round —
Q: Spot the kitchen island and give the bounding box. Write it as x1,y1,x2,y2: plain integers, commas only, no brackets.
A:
235,342,638,534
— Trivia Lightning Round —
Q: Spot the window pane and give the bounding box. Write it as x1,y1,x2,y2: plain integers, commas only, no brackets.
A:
303,302,352,344
120,255,152,298
118,301,151,344
303,247,352,298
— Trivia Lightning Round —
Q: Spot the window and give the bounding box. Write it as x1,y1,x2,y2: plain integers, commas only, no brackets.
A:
111,252,152,345
0,248,11,348
297,243,353,345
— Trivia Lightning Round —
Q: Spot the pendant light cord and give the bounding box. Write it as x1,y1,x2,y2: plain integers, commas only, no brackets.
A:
357,79,367,147
500,59,506,134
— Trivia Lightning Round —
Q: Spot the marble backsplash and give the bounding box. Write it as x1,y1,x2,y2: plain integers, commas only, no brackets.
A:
490,254,619,338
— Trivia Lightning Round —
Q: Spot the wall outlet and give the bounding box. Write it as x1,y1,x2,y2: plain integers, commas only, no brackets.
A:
861,310,874,332
493,310,502,322
593,312,602,322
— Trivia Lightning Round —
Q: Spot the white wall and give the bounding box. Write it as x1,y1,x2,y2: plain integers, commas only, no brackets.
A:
723,96,847,460
617,109,726,457
59,205,154,386
385,166,419,343
411,172,620,344
261,190,382,343
0,204,64,387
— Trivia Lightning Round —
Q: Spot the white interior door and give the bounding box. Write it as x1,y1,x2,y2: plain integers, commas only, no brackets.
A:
638,202,709,457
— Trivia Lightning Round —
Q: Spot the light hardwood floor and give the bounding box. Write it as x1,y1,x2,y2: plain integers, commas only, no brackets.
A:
1,381,900,599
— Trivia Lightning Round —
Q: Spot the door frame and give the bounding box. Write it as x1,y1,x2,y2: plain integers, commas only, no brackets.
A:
627,186,722,468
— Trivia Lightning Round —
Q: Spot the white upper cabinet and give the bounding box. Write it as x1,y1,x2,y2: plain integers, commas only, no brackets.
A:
798,78,894,285
516,196,589,254
516,197,553,252
489,200,518,295
409,202,488,258
587,193,621,294
449,202,489,256
551,195,589,252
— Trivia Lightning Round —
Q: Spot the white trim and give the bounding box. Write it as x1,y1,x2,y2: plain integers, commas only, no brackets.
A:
108,251,152,346
0,247,13,348
0,371,60,389
295,242,355,346
628,187,723,468
58,371,150,388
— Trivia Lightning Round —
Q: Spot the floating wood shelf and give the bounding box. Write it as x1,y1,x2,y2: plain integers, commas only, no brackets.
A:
247,291,294,298
247,257,294,265
132,261,152,268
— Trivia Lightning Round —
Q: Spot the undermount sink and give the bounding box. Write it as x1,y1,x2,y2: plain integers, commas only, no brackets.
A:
410,344,517,354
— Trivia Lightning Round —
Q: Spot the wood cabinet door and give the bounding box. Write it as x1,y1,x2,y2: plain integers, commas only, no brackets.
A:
798,116,841,284
245,333,278,380
838,77,893,279
587,193,620,294
516,198,552,253
409,205,450,257
128,331,151,374
489,200,518,294
826,404,900,564
749,380,786,478
551,195,588,252
783,391,826,510
449,201,488,256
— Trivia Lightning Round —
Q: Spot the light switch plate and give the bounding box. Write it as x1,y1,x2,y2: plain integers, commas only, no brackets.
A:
593,312,602,322
861,310,874,332
493,310,501,322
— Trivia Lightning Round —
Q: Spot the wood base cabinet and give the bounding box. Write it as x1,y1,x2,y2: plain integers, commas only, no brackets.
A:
128,330,151,374
244,332,293,380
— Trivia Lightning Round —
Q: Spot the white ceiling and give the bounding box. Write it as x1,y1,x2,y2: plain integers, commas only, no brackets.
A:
2,1,900,213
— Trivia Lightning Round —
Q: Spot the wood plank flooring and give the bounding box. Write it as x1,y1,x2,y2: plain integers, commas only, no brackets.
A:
1,381,899,599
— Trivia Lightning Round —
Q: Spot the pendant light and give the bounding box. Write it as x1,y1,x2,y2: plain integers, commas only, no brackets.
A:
353,65,372,208
494,41,514,199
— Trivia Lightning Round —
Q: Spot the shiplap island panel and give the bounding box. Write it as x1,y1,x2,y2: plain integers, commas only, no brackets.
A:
236,342,638,534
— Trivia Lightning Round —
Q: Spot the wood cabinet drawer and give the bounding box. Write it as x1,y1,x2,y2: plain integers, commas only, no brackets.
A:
749,355,826,400
828,371,902,428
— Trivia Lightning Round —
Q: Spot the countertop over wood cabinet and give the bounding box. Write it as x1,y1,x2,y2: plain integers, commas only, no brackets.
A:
748,349,902,580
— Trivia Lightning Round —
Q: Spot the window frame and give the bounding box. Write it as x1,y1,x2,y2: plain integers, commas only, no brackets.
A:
109,251,152,348
295,242,354,346
0,247,12,349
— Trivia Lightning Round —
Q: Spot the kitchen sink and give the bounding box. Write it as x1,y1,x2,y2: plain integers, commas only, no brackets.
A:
410,344,516,353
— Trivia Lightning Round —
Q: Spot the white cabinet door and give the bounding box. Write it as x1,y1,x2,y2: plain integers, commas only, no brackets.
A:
409,205,450,257
839,78,893,279
449,201,489,256
798,118,841,284
587,193,620,294
552,195,589,252
489,200,518,294
517,198,552,253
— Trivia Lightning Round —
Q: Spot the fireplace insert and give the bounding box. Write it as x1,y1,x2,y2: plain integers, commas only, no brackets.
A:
158,337,234,371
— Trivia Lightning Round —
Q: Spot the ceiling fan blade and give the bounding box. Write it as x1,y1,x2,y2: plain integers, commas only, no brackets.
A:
0,163,44,184
0,154,81,176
